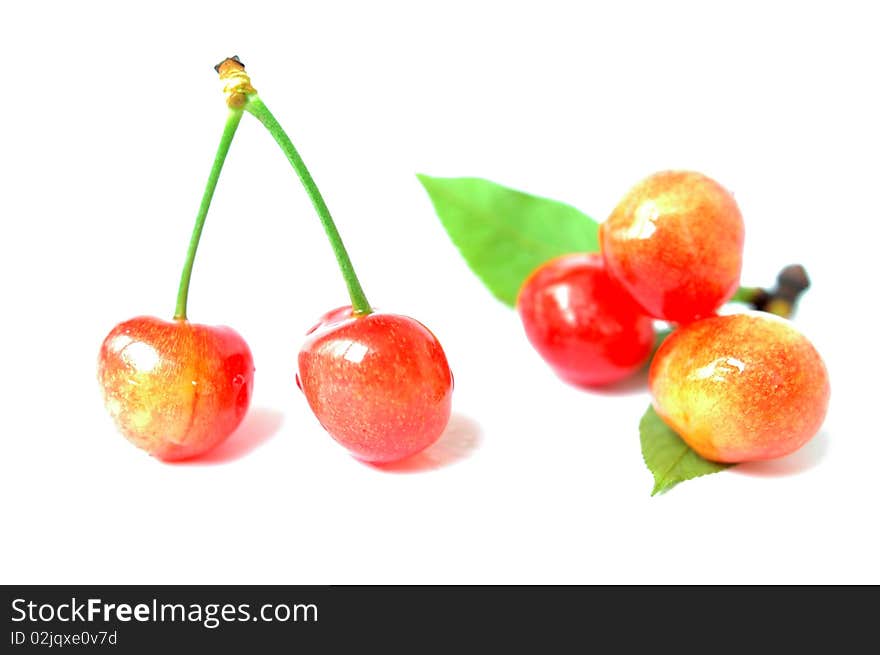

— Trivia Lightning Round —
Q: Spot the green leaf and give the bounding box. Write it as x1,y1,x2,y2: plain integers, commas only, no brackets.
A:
639,405,732,496
417,174,599,307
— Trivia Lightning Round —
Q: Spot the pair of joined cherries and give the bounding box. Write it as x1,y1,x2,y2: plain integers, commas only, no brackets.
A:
98,58,452,464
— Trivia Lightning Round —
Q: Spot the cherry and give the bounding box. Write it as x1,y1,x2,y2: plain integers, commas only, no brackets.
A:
98,70,254,461
296,307,453,463
227,57,455,462
600,170,745,323
649,311,829,463
98,317,254,461
516,253,655,386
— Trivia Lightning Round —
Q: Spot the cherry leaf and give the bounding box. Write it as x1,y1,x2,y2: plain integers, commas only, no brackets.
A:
417,175,599,306
640,405,732,496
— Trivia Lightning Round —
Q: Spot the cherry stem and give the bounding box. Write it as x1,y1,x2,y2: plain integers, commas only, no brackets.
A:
731,286,760,303
243,95,372,316
730,264,810,319
174,109,244,320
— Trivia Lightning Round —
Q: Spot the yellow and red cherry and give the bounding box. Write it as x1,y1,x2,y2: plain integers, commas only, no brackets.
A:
649,311,830,463
98,316,254,461
600,170,745,323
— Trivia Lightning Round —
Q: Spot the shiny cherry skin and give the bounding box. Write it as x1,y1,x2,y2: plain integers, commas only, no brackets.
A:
516,253,655,386
296,307,453,463
600,170,745,323
650,312,829,463
98,316,255,461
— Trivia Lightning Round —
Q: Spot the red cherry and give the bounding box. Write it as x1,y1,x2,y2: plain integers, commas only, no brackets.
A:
516,253,655,386
296,307,453,463
97,316,255,461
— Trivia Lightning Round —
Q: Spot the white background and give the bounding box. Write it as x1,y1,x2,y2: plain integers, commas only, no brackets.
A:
2,1,878,584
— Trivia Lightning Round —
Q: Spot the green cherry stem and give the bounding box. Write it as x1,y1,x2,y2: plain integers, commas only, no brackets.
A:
174,108,244,320
730,286,760,304
243,95,373,316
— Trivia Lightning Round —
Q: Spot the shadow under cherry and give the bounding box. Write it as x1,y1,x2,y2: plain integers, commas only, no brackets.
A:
732,430,830,477
186,407,285,465
584,367,650,397
369,412,483,474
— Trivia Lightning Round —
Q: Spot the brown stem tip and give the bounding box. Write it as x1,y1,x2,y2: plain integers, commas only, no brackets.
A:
215,56,255,109
777,264,810,295
215,55,244,74
751,264,811,319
